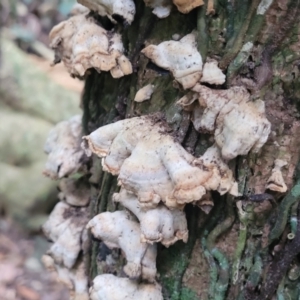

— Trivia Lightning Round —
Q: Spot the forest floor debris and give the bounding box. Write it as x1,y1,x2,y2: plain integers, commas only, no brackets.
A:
0,218,69,300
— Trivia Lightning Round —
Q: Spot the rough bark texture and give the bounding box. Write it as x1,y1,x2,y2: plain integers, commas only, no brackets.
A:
82,1,300,299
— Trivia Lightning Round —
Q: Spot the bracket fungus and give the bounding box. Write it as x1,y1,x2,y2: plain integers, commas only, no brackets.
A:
90,274,163,300
200,59,226,85
266,159,288,193
178,84,271,160
214,99,271,161
49,14,132,77
193,145,239,196
42,254,89,300
83,116,208,208
77,0,136,25
82,116,152,164
58,177,91,207
134,84,155,102
83,116,238,208
113,189,188,247
172,0,204,13
42,201,89,269
141,33,203,89
87,210,157,282
44,115,88,179
177,84,250,132
143,0,172,18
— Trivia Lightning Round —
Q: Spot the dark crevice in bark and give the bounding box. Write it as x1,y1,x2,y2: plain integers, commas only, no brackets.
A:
220,0,260,70
260,202,300,299
158,205,200,300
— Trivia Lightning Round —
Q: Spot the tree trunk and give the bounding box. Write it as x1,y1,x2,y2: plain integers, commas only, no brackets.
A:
82,1,300,299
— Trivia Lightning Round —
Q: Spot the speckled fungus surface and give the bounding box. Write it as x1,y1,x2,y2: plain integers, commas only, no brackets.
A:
49,14,132,77
178,84,271,160
200,59,226,85
43,115,88,179
214,98,271,160
141,33,203,89
83,116,237,208
77,0,136,24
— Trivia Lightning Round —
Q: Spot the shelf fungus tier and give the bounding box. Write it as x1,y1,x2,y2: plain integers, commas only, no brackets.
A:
113,188,189,247
42,201,90,269
178,84,271,160
87,211,157,282
49,14,132,77
43,115,88,179
141,33,203,89
193,144,239,196
89,274,163,300
42,254,89,300
82,116,238,208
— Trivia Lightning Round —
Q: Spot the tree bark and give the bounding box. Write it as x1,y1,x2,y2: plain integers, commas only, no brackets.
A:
82,1,300,299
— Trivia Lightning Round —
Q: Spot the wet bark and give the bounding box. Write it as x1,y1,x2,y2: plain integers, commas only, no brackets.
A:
82,1,300,299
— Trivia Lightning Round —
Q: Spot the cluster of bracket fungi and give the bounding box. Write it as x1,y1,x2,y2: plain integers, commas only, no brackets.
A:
42,115,91,300
41,0,291,299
